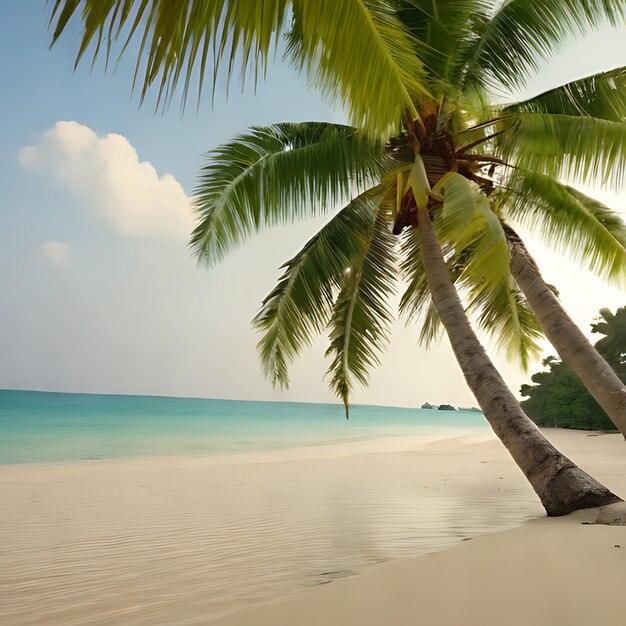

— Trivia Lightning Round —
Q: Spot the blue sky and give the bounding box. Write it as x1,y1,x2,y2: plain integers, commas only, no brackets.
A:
1,4,625,407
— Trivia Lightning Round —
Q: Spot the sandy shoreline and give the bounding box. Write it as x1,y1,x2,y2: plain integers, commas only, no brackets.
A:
1,429,624,625
212,505,626,626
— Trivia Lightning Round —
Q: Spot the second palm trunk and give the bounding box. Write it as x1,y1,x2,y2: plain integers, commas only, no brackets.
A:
505,225,626,440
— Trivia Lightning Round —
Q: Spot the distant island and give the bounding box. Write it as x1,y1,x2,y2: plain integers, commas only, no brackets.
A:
421,402,481,412
421,402,456,411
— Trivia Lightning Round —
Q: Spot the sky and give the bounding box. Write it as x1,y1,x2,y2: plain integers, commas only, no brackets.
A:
0,3,625,409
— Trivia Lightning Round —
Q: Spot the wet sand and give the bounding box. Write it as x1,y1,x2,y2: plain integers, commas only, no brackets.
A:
213,504,626,626
1,429,623,625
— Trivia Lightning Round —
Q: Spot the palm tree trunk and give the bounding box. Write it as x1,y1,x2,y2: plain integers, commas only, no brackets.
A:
505,225,626,439
417,207,620,515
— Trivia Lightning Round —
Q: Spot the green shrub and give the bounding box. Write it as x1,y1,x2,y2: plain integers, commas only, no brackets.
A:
520,307,625,431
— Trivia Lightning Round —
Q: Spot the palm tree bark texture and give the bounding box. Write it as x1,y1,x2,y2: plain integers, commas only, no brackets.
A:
505,224,626,438
418,206,620,516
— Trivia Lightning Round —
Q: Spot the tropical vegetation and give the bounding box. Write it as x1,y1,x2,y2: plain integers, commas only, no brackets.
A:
47,1,626,515
592,307,626,379
522,307,626,431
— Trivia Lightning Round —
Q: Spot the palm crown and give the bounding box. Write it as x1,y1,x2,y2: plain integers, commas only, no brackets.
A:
50,0,626,414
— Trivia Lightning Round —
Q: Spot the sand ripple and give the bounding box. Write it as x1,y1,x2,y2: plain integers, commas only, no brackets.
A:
0,435,544,624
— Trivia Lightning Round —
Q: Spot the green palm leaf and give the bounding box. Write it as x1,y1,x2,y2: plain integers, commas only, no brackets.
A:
498,113,626,191
190,122,388,265
49,0,431,133
286,0,430,136
462,0,626,91
502,170,626,283
398,226,442,345
466,274,543,370
395,0,492,85
433,173,542,366
398,226,429,322
252,188,385,389
325,191,396,416
502,67,626,122
49,0,291,109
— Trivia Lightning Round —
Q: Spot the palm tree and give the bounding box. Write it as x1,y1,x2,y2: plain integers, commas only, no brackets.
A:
504,220,626,438
494,69,626,437
188,120,619,515
48,1,625,514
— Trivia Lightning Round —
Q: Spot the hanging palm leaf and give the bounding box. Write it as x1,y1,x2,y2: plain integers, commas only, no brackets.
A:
498,113,626,191
286,0,431,136
433,173,542,365
49,0,432,135
325,189,396,416
49,0,291,109
191,122,389,264
461,0,626,91
502,170,626,283
398,225,449,346
253,187,386,388
502,67,626,121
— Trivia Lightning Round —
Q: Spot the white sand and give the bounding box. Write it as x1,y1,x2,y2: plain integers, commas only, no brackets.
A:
213,504,626,626
1,429,624,625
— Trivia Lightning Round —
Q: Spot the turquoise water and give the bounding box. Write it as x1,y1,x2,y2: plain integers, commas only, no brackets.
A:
0,389,487,464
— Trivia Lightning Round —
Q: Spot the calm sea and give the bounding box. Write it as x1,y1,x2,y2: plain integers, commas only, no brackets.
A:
0,389,487,464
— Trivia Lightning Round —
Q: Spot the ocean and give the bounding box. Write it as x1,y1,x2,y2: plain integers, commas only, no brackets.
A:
0,389,488,464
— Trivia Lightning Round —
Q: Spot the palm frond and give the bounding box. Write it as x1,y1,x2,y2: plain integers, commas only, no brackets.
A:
325,191,396,416
461,0,626,91
398,226,442,345
191,122,388,265
433,173,542,366
399,217,541,365
502,67,626,122
286,0,430,137
498,113,626,191
502,170,626,283
396,0,493,85
466,275,543,370
398,226,429,322
253,187,387,389
49,0,291,109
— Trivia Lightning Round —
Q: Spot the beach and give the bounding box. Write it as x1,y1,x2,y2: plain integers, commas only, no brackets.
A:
4,3,626,626
212,501,626,626
1,427,624,625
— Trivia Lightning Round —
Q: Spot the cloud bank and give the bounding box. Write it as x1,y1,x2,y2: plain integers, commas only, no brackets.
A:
41,241,71,267
19,121,195,240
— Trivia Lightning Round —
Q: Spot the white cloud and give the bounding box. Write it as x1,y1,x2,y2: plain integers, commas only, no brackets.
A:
41,241,71,267
19,121,195,240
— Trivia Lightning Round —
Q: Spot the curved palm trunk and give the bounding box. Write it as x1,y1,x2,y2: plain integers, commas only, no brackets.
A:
417,207,620,515
505,225,626,439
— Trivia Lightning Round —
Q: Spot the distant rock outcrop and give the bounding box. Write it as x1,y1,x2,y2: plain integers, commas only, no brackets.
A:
421,402,436,410
437,404,457,411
